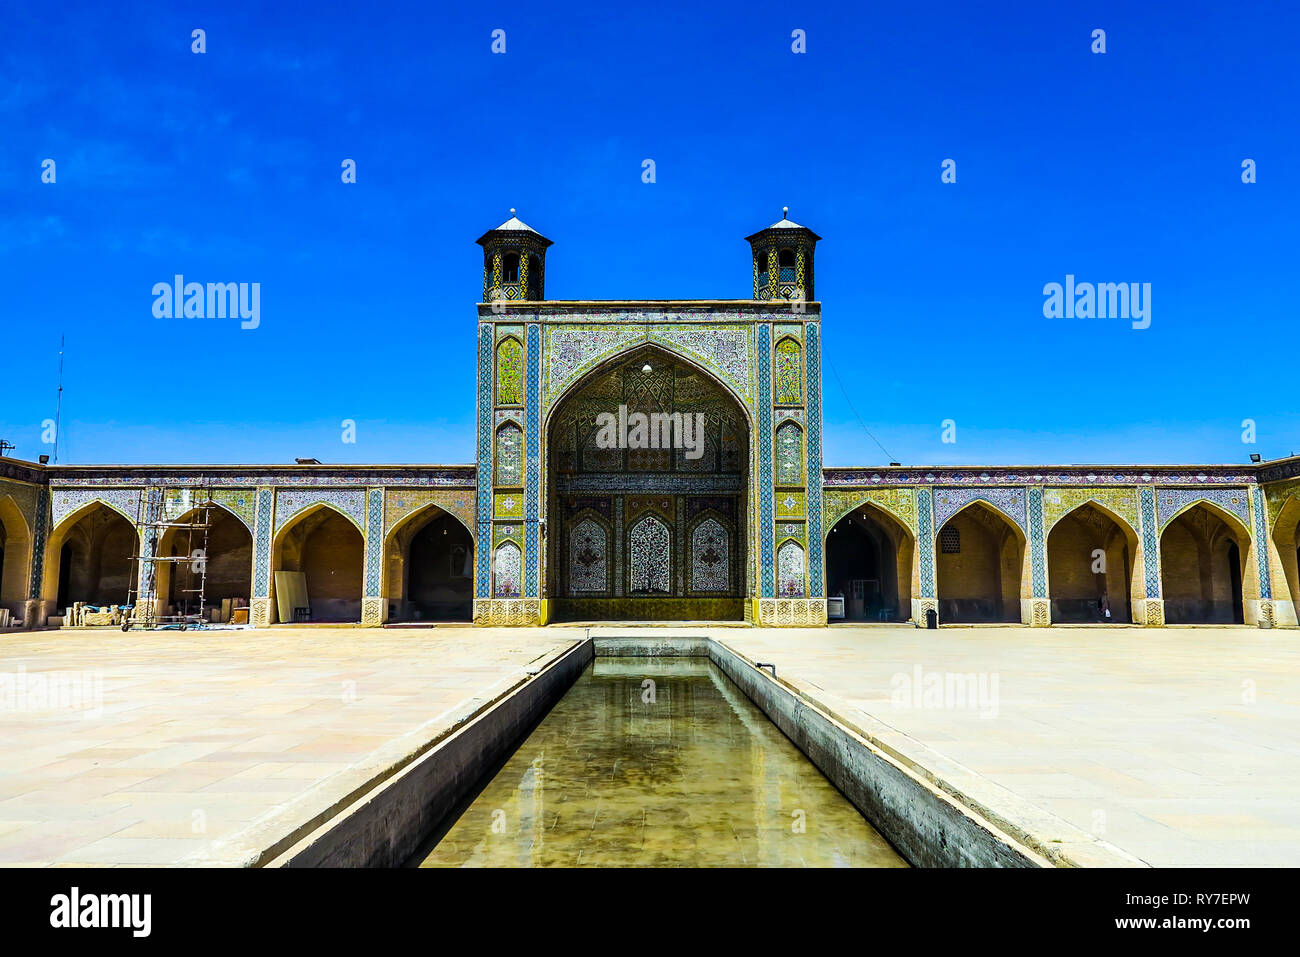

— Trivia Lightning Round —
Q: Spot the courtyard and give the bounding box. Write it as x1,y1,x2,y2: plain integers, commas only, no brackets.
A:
0,624,1296,867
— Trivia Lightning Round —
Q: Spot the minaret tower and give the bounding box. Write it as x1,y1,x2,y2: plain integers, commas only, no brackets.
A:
476,209,553,302
745,207,820,301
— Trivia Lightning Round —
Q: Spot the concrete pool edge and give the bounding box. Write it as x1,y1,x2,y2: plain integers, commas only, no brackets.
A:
703,637,1148,868
201,632,1146,868
258,637,594,867
594,634,1144,867
176,638,589,868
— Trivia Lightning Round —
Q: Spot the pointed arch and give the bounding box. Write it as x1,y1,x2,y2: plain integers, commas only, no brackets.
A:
273,494,365,538
825,499,916,622
40,500,139,609
1046,499,1141,624
49,497,137,540
1160,496,1252,539
1272,495,1300,617
935,500,1027,623
1269,488,1300,536
827,497,915,544
544,341,750,622
152,502,255,617
1045,497,1140,541
382,502,473,621
941,497,1028,543
824,491,917,538
157,501,247,550
271,501,361,549
270,502,364,623
1159,501,1253,624
0,495,33,612
385,500,474,545
543,341,754,436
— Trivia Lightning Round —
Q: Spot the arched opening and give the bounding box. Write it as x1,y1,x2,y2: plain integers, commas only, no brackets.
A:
935,502,1025,623
0,496,32,621
545,344,749,621
1273,496,1300,619
271,506,363,623
384,507,473,622
777,248,796,279
1047,502,1138,623
57,545,72,609
153,505,253,622
44,503,137,615
826,504,914,621
1160,503,1249,624
503,252,520,284
526,254,541,299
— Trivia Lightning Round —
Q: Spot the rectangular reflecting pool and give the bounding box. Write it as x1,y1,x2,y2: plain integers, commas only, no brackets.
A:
416,658,908,867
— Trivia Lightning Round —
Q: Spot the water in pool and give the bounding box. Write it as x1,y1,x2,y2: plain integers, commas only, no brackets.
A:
417,657,908,867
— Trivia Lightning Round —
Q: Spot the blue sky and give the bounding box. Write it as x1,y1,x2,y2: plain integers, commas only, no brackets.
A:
2,1,1296,467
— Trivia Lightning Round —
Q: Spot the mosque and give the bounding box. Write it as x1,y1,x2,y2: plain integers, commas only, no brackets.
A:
1,211,1298,630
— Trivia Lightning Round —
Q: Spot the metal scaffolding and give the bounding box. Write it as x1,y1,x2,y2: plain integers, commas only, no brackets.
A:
125,486,213,630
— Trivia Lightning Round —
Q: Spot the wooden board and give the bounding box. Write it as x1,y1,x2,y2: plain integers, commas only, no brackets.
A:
274,571,309,623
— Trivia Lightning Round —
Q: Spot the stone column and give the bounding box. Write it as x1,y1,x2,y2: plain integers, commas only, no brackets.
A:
1137,487,1164,626
912,487,939,626
1025,486,1051,626
522,321,545,626
473,322,493,624
1249,486,1276,627
25,485,49,627
754,322,774,623
361,487,386,626
249,487,275,627
805,321,827,626
1257,486,1299,627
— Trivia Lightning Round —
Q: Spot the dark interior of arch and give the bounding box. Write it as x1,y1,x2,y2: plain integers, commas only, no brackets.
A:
402,512,473,621
545,346,749,621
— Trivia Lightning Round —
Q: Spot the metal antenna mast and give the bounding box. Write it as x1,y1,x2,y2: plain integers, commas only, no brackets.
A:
53,334,65,463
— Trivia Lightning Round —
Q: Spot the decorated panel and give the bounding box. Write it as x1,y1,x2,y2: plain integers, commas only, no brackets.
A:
777,539,806,598
690,517,730,592
568,517,609,594
627,514,671,594
494,541,522,598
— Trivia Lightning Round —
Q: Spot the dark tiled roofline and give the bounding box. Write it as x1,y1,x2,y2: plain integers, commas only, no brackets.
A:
5,457,1297,486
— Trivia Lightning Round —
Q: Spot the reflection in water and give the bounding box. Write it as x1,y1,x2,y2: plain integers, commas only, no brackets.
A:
418,658,907,867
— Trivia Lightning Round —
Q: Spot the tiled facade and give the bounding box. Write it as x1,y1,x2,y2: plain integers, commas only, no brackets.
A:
1,214,1298,630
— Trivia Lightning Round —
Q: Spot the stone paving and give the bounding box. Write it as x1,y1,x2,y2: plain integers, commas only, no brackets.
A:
720,625,1300,867
1,623,1296,867
0,627,578,866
